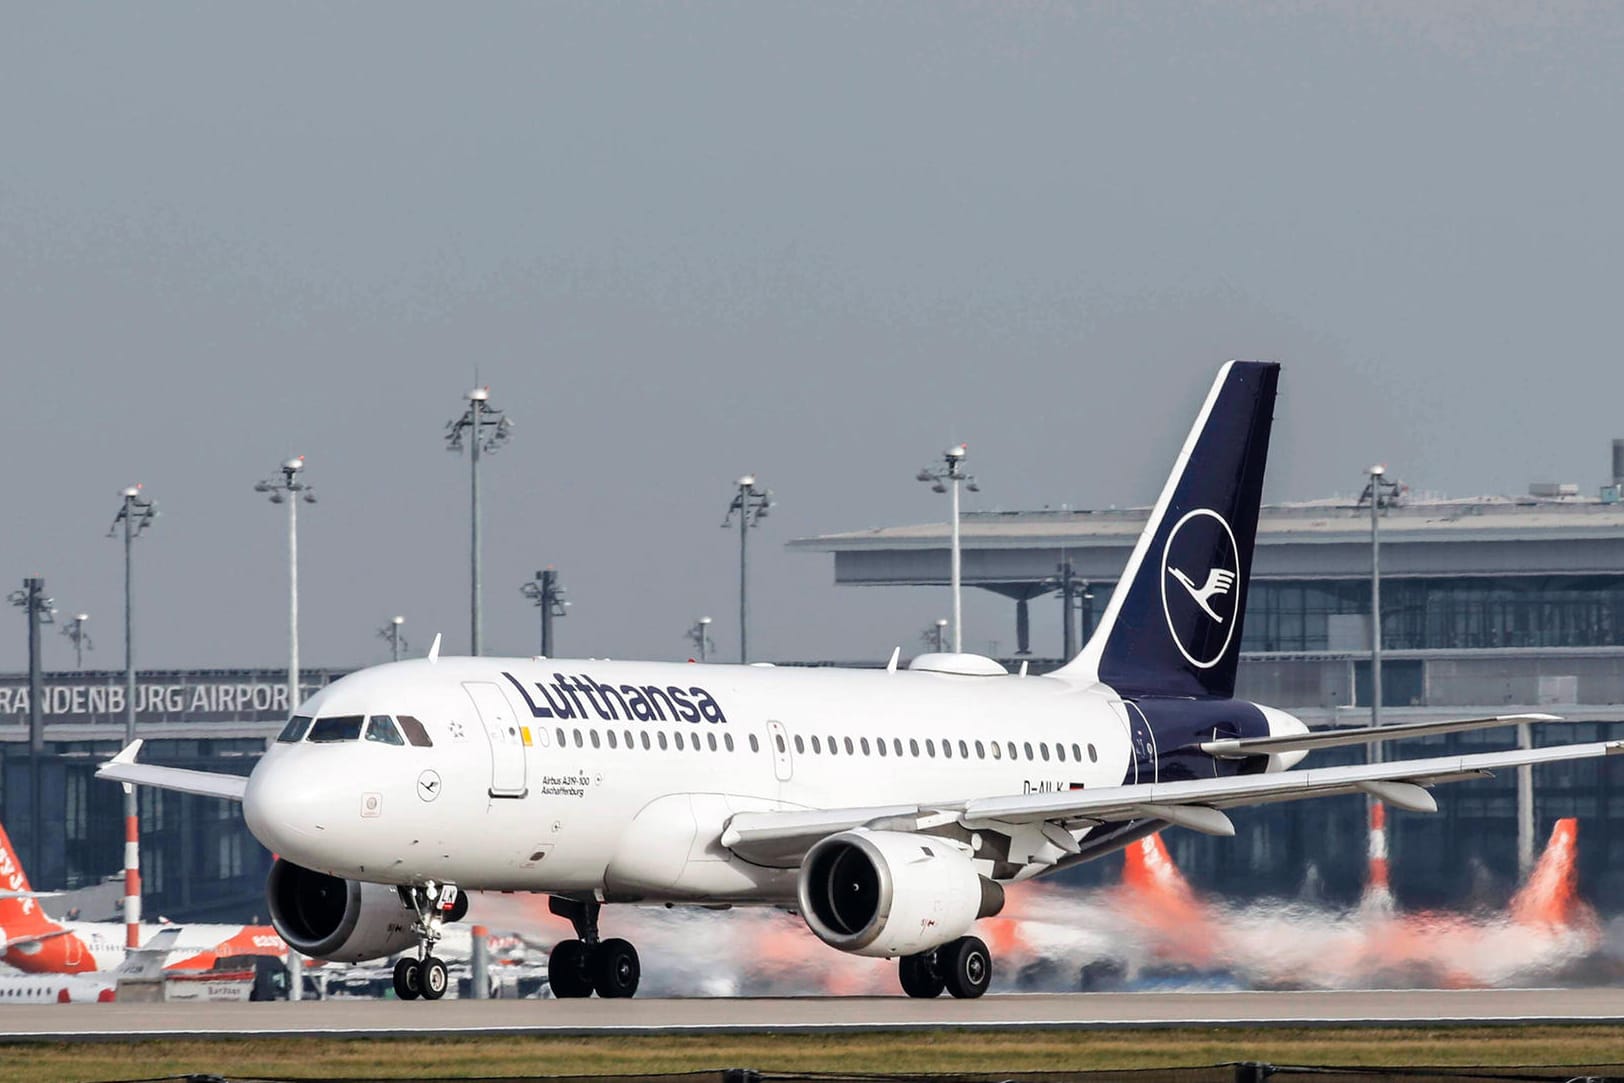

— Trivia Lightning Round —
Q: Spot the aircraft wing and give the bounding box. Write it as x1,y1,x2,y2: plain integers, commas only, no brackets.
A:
95,741,249,802
722,739,1624,868
1199,713,1560,758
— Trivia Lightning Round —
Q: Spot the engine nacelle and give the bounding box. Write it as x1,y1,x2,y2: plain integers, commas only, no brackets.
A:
266,859,418,963
797,829,1004,958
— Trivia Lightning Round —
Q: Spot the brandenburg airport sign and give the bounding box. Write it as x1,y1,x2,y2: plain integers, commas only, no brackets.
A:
0,670,342,730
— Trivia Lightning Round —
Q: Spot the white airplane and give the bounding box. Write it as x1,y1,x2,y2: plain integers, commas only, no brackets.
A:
98,361,1623,1002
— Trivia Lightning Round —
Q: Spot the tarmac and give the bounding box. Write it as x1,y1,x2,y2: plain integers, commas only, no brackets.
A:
0,988,1621,1040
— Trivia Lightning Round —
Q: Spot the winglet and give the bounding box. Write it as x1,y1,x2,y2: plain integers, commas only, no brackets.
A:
428,633,442,664
885,647,900,674
110,740,144,766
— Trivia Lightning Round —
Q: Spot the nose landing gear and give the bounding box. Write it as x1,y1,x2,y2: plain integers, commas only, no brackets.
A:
547,896,641,998
396,881,463,1002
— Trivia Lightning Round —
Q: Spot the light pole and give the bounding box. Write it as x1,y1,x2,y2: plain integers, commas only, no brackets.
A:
61,613,92,670
925,618,948,653
107,484,155,952
520,569,569,657
917,445,978,654
8,579,54,878
721,476,772,664
378,616,407,662
687,616,714,662
1042,560,1091,662
1357,466,1400,749
255,459,315,722
446,387,513,657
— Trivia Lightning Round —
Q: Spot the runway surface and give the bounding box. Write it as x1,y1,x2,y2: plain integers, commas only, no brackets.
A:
0,988,1621,1040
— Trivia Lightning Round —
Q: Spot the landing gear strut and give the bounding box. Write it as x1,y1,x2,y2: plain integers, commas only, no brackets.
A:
547,896,641,998
396,881,461,1002
899,935,991,999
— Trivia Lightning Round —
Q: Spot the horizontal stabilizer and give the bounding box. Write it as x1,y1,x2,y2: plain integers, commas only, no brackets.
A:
96,741,249,802
1200,713,1560,758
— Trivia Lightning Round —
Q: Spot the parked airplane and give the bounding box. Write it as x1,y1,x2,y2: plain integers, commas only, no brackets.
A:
0,822,286,975
0,929,180,1004
99,361,1624,1002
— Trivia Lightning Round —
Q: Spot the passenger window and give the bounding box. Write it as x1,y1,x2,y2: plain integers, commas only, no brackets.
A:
624,729,634,749
811,736,822,754
958,740,969,759
844,737,854,755
749,734,759,753
658,732,668,750
1057,743,1067,762
975,740,985,759
396,715,434,748
308,715,364,743
1023,741,1034,760
1073,743,1083,761
894,738,904,757
590,731,601,749
942,739,952,759
277,716,313,743
828,735,839,756
877,739,887,757
926,740,935,758
641,732,651,750
555,727,567,747
1088,743,1098,762
1040,743,1050,761
725,733,735,752
860,737,870,755
675,732,685,751
991,741,1002,759
794,735,805,754
707,733,718,751
573,729,583,748
909,739,919,757
606,730,618,749
365,716,405,746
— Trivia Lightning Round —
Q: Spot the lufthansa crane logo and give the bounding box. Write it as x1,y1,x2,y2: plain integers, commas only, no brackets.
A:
1160,508,1241,669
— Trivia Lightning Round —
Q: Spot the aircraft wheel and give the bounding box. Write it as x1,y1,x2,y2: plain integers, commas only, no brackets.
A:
898,952,945,998
420,956,449,1001
392,957,422,1001
592,937,641,999
548,938,595,998
943,936,992,999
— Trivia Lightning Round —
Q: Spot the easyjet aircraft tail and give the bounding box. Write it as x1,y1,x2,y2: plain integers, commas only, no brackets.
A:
1509,818,1591,929
0,820,58,937
1056,361,1279,697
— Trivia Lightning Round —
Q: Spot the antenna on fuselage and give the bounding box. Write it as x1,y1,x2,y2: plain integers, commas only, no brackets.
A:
428,633,442,664
885,646,900,674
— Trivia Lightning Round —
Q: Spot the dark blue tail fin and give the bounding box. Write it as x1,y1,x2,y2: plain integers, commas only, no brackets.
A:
1056,361,1279,699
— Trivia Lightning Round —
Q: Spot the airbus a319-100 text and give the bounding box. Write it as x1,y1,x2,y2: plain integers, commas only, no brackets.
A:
100,362,1623,1002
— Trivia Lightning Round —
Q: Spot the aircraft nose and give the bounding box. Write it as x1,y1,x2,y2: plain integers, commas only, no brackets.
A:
243,754,328,861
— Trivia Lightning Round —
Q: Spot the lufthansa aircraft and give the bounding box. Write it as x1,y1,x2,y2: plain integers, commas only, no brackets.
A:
98,362,1623,1002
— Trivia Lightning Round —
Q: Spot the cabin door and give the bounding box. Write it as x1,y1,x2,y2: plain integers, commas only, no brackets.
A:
464,682,528,798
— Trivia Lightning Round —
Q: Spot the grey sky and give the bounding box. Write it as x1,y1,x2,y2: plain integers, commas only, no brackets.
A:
4,2,1622,672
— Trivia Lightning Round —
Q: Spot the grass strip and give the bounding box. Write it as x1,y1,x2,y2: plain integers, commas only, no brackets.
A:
2,1026,1622,1083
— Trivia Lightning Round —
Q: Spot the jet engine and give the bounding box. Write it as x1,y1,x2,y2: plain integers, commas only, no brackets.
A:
266,859,419,963
797,829,1004,957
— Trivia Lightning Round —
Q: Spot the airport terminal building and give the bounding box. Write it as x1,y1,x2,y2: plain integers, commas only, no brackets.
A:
4,481,1624,923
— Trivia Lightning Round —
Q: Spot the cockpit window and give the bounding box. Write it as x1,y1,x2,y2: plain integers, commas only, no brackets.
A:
396,715,434,748
277,716,313,743
366,716,405,746
307,715,364,743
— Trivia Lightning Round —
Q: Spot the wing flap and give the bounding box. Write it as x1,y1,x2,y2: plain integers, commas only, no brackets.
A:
1199,713,1559,758
96,741,249,802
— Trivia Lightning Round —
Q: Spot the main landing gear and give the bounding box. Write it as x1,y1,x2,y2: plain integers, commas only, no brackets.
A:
898,935,991,999
394,881,465,1002
547,896,641,999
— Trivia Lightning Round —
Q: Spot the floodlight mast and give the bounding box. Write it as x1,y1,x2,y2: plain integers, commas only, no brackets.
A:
8,579,54,881
107,484,155,953
61,613,92,670
378,616,407,663
446,388,512,656
721,476,772,664
687,616,714,662
917,445,978,654
520,569,568,657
